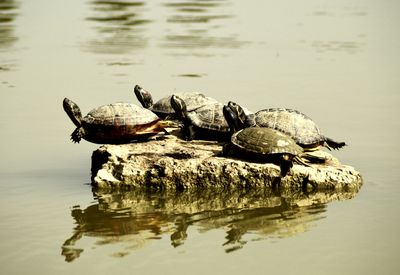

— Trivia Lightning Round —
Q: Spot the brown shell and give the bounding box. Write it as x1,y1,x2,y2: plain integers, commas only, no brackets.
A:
187,102,229,132
254,108,324,147
81,103,162,143
83,102,159,126
150,92,218,115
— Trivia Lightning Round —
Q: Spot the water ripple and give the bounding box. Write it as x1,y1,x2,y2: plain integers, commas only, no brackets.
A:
85,0,151,54
162,0,246,51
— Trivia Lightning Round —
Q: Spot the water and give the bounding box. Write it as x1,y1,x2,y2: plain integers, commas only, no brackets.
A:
0,0,399,274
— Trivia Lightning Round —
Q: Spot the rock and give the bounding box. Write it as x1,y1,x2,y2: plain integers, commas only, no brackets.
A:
91,135,362,191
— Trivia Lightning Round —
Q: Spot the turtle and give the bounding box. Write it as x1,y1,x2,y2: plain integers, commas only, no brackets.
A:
222,104,325,177
134,84,218,119
170,95,231,141
227,101,346,151
63,98,176,144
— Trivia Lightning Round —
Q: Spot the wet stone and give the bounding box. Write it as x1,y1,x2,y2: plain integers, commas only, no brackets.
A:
91,135,363,191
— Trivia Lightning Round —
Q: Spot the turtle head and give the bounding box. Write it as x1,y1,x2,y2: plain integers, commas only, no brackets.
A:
134,85,153,109
228,101,246,124
63,98,82,127
223,104,243,134
228,101,255,127
170,95,188,119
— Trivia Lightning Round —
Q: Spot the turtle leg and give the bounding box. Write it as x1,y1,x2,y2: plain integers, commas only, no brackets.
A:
185,124,195,141
324,137,347,150
300,153,326,165
279,154,293,177
293,155,313,166
177,118,195,141
221,143,235,156
71,128,83,143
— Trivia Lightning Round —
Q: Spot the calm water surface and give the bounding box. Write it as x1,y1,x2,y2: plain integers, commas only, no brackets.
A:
0,0,399,274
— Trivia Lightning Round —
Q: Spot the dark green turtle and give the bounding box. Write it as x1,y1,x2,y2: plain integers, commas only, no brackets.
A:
134,84,218,119
170,95,230,141
63,98,175,144
227,101,346,151
223,104,325,177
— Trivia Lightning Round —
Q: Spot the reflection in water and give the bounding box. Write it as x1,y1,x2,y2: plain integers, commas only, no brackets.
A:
0,0,19,72
163,0,246,51
312,5,367,17
61,187,360,261
309,5,367,54
84,0,246,57
0,0,18,49
311,40,362,54
85,0,151,54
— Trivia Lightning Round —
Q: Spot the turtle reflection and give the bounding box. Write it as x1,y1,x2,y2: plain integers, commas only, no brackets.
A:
62,188,359,261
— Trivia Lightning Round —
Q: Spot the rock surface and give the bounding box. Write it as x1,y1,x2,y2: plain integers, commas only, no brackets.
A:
91,135,362,191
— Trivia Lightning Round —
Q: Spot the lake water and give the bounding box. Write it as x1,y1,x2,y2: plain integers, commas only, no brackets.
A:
1,0,399,274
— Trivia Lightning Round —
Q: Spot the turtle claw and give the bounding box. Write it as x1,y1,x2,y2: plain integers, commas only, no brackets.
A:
70,128,82,143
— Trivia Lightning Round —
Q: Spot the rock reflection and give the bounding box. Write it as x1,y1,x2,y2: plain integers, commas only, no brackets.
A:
61,187,360,261
85,0,151,54
162,0,246,51
0,0,18,50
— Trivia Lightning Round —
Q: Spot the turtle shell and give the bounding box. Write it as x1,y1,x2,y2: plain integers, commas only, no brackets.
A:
81,102,161,143
254,108,323,147
187,102,229,132
231,127,303,156
150,92,218,116
83,102,158,125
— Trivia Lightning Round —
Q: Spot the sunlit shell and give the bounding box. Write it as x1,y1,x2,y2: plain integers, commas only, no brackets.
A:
254,108,324,146
84,102,159,126
232,127,303,155
151,92,218,115
188,102,229,132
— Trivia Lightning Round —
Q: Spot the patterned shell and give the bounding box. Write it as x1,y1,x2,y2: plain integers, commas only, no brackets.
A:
254,108,323,146
232,127,303,155
151,92,218,115
188,102,229,132
82,102,159,127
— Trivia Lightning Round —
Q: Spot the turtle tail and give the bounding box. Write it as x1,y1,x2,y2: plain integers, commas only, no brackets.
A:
71,128,83,143
324,137,347,150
